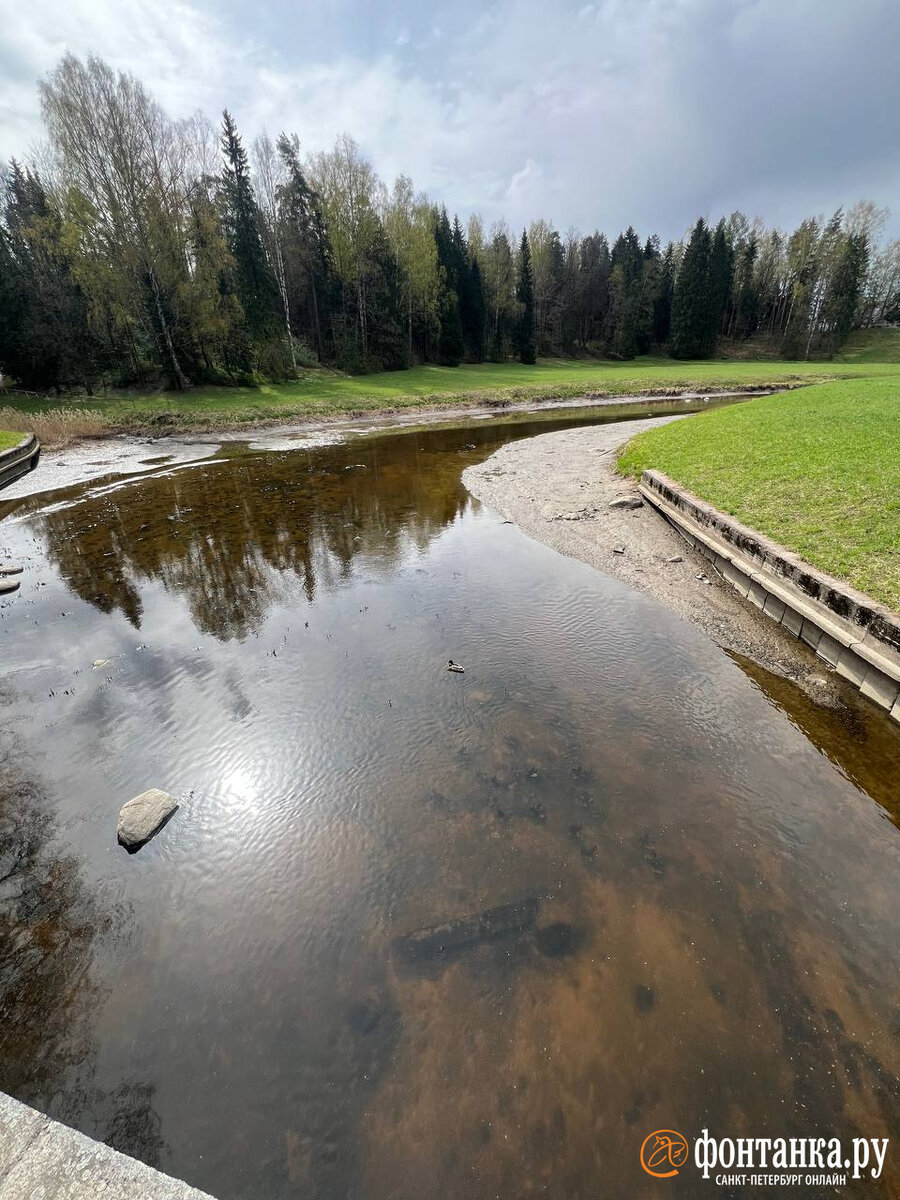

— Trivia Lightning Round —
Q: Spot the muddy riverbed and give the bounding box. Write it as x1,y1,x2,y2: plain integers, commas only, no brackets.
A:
1,401,899,1199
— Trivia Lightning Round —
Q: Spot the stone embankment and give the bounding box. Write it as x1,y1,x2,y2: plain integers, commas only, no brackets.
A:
0,433,40,492
0,1092,216,1199
639,470,900,722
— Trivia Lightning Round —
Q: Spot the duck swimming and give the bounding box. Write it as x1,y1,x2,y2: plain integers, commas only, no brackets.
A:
447,660,465,673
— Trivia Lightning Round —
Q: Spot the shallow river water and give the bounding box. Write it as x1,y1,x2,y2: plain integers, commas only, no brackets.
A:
1,402,899,1199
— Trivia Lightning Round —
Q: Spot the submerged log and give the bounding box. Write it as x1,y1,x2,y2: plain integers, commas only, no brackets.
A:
394,896,540,962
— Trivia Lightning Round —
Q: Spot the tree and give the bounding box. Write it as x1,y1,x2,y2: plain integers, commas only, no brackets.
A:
433,208,464,366
706,220,732,352
671,218,712,358
277,132,335,362
482,222,516,358
308,134,384,367
39,54,194,388
653,242,675,346
0,162,102,390
382,175,440,365
515,230,536,365
252,129,295,370
220,111,282,368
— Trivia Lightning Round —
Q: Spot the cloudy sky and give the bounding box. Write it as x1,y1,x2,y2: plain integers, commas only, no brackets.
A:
2,0,899,240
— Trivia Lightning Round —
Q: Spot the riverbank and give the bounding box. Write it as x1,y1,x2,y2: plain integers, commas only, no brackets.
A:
619,375,900,610
0,392,757,503
0,356,878,443
463,418,846,703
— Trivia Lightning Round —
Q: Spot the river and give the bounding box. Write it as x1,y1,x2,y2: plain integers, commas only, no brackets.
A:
1,401,898,1198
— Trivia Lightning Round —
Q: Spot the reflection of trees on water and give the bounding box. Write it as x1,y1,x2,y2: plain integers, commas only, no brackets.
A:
0,750,102,1108
0,741,170,1167
34,432,477,641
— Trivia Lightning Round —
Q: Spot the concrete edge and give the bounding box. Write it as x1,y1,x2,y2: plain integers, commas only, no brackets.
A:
0,1091,218,1199
0,433,40,492
639,471,900,724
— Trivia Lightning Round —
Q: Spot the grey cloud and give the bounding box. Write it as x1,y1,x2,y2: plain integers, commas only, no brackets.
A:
2,0,898,240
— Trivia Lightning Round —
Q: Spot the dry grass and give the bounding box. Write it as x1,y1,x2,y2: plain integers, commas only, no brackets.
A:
0,406,109,449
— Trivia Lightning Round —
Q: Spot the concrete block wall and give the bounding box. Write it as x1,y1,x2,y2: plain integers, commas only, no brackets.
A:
639,470,900,723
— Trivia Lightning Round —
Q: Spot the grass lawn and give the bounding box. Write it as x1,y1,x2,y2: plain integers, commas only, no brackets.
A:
1,356,891,434
837,326,900,363
0,430,24,452
618,373,900,610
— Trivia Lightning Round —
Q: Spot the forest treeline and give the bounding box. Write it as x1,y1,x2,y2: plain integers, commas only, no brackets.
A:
2,54,899,392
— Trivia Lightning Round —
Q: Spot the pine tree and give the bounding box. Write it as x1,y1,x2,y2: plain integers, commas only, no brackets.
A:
220,111,282,357
515,230,536,365
671,218,712,358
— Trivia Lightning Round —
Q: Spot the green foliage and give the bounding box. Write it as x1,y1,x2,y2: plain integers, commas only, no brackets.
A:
219,111,280,345
515,231,536,365
1,52,895,394
671,218,712,358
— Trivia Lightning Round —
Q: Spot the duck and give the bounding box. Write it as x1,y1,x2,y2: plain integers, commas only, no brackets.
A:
447,660,465,673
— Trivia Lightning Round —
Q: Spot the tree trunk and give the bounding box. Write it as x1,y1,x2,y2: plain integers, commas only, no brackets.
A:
149,269,190,390
311,276,323,362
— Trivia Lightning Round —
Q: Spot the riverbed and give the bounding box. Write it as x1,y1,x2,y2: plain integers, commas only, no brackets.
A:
1,401,898,1199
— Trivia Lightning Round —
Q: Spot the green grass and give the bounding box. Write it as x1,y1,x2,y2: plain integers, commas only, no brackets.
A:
618,372,900,610
0,430,23,452
1,356,888,433
837,326,900,363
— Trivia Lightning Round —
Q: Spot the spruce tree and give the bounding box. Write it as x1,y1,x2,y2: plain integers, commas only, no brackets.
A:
653,243,675,346
434,208,464,365
515,230,536,364
706,220,732,354
671,218,712,358
220,111,281,352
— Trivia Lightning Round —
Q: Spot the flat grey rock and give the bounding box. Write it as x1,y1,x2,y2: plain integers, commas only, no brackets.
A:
0,562,24,575
608,496,643,510
0,577,20,594
117,788,178,850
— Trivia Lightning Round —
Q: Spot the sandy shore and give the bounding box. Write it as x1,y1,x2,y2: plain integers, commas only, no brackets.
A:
0,389,768,504
463,416,844,704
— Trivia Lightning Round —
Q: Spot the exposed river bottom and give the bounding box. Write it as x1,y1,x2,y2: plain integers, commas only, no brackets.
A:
0,400,898,1199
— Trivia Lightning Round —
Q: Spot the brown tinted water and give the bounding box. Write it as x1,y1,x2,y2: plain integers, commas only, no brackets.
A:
1,404,899,1199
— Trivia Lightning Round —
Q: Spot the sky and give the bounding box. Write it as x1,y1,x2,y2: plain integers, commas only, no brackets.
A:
2,0,899,241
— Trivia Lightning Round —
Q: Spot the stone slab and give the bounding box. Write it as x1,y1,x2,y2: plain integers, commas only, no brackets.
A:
0,1092,216,1199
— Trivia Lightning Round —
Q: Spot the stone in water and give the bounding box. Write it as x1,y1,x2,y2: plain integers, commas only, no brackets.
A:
117,788,178,851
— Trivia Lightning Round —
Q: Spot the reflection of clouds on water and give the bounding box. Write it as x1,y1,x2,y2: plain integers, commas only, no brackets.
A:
0,412,899,1198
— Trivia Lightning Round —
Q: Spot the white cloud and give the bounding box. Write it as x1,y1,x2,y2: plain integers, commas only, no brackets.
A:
1,0,898,240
